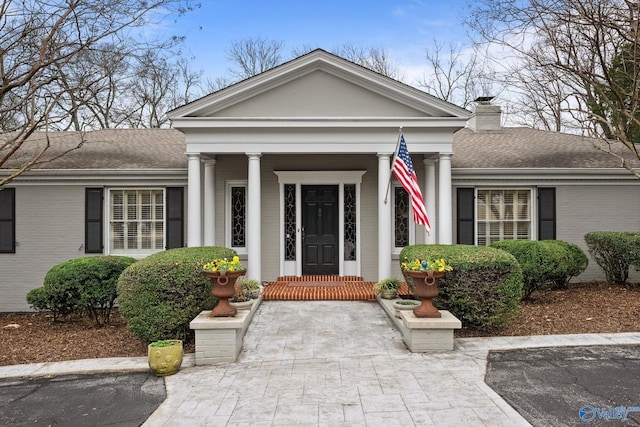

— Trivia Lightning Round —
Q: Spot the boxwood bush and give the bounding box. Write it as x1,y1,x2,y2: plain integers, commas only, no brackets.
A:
585,231,640,284
399,244,522,328
491,240,587,297
117,246,237,342
26,256,136,325
546,240,589,288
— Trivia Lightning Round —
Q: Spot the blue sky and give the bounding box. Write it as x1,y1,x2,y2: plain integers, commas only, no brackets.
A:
169,0,473,85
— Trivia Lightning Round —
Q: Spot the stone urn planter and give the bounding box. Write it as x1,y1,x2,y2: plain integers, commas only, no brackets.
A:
403,270,445,318
202,269,247,317
392,299,421,318
148,339,183,376
230,299,253,310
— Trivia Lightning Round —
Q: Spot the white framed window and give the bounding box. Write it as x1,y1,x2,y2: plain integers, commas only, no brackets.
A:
477,189,531,245
226,181,247,254
393,183,414,254
109,189,165,255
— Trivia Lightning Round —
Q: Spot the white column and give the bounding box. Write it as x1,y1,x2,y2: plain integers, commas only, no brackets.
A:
438,153,453,244
378,153,392,280
247,153,262,281
424,157,437,244
203,158,216,246
187,153,202,247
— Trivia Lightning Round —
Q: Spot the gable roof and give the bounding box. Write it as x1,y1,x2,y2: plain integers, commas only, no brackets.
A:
168,49,471,120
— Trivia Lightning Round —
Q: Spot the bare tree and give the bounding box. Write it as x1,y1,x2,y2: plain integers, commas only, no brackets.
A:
0,0,197,187
226,37,285,81
332,44,402,80
467,0,640,175
417,39,498,108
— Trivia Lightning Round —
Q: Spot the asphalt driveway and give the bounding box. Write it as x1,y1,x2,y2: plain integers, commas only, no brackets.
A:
0,372,165,427
486,345,640,427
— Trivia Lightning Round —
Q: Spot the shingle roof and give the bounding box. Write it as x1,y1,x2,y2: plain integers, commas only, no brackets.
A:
2,129,186,170
453,127,639,169
2,126,637,171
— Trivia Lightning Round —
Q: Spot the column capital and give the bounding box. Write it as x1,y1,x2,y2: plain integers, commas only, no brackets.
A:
439,152,454,159
187,153,201,160
377,152,393,159
246,152,263,159
423,156,437,165
203,157,217,166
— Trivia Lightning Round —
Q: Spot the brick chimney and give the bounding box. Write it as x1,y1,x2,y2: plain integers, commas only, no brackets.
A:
468,96,502,132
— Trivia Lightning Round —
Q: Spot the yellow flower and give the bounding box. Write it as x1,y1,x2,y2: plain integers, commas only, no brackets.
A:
203,256,246,272
402,258,452,272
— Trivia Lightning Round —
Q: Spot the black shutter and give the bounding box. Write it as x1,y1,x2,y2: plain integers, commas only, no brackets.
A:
0,188,16,253
457,188,475,245
538,187,556,240
85,188,104,253
166,187,184,249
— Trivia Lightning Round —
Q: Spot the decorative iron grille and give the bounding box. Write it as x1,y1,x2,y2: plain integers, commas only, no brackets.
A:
231,186,246,247
344,184,356,260
284,184,296,260
394,187,409,247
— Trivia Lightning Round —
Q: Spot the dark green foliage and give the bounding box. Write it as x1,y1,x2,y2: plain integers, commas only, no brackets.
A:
585,231,640,284
400,245,523,328
545,240,589,288
491,240,577,299
117,246,237,343
26,256,136,325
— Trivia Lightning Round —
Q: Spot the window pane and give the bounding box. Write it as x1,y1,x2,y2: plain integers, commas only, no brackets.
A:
231,186,246,247
344,184,356,260
394,187,409,247
110,189,164,253
284,184,296,260
477,189,531,246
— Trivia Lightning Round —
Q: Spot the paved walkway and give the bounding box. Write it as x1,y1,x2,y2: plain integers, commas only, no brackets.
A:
2,301,640,426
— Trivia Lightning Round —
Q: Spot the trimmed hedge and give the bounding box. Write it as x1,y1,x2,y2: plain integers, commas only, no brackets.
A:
399,244,523,328
117,246,237,342
491,240,588,298
26,256,136,325
547,240,589,288
585,231,640,284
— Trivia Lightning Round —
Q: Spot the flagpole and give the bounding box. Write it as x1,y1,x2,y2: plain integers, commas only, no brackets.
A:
384,127,403,204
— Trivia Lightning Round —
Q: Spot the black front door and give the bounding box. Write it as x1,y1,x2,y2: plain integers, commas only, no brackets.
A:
302,185,339,275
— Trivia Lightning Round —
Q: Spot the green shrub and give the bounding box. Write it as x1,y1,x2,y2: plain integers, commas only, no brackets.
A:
491,240,580,298
585,231,640,284
546,240,588,288
26,256,136,325
373,277,401,292
117,246,237,342
26,287,53,313
400,244,522,328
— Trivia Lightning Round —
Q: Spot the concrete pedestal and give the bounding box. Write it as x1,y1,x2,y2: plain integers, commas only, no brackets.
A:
400,309,461,351
189,298,261,365
377,296,461,351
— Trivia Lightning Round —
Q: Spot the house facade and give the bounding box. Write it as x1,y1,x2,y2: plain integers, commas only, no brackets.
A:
1,49,639,312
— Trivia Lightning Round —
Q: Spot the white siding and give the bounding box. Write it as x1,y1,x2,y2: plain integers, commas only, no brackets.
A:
449,183,640,283
556,185,640,281
0,186,85,312
211,70,426,118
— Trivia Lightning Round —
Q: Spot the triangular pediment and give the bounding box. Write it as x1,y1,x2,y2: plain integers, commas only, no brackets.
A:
168,50,470,120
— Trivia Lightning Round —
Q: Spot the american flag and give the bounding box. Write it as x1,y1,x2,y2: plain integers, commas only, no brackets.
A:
392,134,431,232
